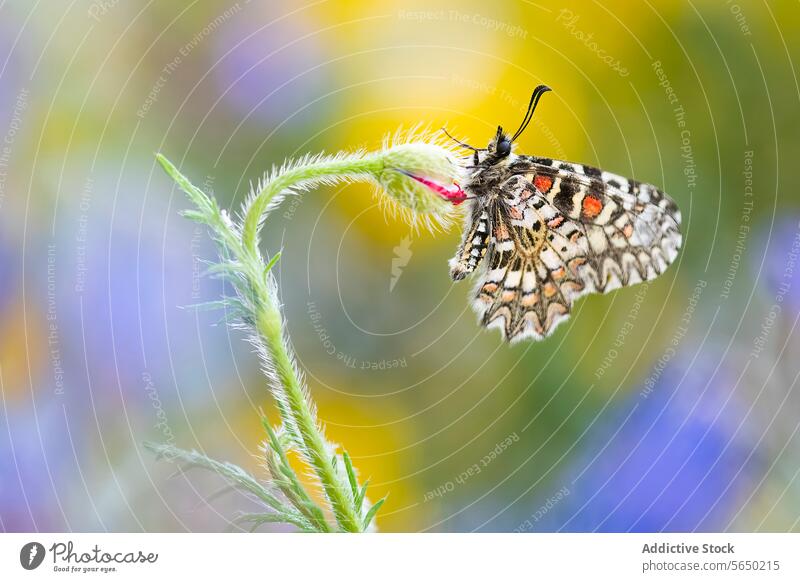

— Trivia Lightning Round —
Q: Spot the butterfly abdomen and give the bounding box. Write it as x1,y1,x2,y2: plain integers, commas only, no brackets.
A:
449,206,491,281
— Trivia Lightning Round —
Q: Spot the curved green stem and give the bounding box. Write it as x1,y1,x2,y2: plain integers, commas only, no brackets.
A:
242,154,383,256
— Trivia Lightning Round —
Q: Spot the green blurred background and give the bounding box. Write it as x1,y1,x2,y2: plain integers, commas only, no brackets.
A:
1,0,799,532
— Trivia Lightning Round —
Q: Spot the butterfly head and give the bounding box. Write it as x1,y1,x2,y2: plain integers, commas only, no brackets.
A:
486,126,513,160
443,85,552,169
459,126,514,169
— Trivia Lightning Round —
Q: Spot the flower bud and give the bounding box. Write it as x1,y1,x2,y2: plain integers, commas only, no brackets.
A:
372,133,465,227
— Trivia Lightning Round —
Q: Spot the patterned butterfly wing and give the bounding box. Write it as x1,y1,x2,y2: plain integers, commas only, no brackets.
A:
469,159,681,342
516,156,682,288
514,156,681,240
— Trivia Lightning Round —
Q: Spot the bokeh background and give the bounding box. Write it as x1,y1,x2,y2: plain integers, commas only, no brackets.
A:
1,0,799,532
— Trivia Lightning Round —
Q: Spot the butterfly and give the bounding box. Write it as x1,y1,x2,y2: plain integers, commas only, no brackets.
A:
446,85,682,342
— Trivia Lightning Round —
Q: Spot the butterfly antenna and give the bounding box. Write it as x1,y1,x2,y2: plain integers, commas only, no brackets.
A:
441,127,479,151
511,85,551,142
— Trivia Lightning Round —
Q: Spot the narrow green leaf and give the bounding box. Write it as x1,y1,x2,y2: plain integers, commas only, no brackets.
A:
205,262,245,277
180,209,209,223
143,441,286,515
156,153,212,209
263,251,282,277
259,417,333,533
355,478,370,511
342,451,359,502
362,497,386,531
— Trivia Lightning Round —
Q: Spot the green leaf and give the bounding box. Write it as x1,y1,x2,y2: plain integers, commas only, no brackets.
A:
342,451,359,502
180,209,210,223
204,262,246,277
362,497,386,531
355,479,369,511
156,153,212,210
263,251,282,277
143,441,287,515
259,418,333,533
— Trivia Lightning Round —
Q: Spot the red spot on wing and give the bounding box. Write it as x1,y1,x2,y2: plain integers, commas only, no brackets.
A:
582,196,603,219
534,174,553,193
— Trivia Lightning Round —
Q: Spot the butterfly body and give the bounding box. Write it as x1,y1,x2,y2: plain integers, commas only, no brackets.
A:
448,88,682,342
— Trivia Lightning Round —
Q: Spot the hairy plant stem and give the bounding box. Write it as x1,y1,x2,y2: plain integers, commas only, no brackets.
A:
242,154,382,253
255,299,360,532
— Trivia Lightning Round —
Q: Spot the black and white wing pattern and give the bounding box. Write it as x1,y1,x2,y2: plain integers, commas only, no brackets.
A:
451,157,682,342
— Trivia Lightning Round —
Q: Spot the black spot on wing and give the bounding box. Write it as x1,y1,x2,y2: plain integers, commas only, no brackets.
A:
553,178,578,216
583,165,602,178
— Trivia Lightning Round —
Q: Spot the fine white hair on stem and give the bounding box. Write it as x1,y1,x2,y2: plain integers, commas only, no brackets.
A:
241,127,466,236
242,149,368,228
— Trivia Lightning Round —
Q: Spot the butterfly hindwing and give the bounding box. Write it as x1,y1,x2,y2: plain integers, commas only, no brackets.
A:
467,176,581,340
